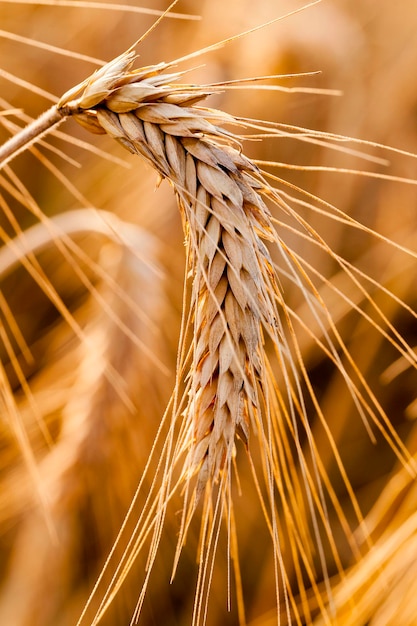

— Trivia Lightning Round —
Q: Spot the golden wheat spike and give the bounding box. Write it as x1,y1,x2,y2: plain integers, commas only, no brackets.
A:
45,38,417,624
55,52,282,499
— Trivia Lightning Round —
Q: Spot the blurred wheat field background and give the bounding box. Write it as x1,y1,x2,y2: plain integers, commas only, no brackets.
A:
1,1,417,625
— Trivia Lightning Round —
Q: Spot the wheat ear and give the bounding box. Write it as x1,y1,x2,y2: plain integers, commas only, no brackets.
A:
54,52,405,625
56,50,281,499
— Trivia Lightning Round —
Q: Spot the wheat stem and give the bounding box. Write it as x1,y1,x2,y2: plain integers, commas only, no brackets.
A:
0,105,68,169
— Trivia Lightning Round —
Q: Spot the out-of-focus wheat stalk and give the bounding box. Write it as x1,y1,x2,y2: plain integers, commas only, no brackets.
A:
2,2,417,626
0,210,168,626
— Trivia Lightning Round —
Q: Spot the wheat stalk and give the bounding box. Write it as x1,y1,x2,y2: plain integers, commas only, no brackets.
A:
0,212,167,626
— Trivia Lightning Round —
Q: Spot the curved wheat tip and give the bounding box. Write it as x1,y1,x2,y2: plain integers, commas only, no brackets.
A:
58,52,283,500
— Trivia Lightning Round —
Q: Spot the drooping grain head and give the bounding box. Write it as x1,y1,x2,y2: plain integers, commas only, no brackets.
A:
59,51,282,498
